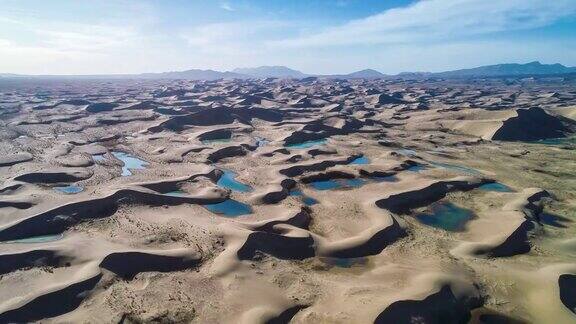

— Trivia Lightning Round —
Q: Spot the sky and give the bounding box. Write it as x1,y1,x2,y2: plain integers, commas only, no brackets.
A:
1,0,575,75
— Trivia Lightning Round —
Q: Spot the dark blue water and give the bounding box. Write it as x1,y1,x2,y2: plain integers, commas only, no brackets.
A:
407,164,426,172
429,161,482,176
289,189,319,206
320,257,367,268
5,234,64,244
309,178,366,190
54,185,84,194
415,202,474,232
203,199,252,217
478,183,514,192
112,151,149,176
217,170,253,192
350,156,370,165
285,138,327,149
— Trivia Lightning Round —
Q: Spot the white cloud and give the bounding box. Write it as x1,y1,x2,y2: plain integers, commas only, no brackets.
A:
220,2,235,11
181,20,289,55
274,0,576,47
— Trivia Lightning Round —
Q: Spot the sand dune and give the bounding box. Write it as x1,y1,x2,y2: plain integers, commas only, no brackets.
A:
0,76,574,322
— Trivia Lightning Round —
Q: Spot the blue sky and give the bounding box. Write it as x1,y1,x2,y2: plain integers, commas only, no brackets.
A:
0,0,575,74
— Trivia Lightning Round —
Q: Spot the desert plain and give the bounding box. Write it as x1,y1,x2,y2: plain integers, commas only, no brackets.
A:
0,75,575,323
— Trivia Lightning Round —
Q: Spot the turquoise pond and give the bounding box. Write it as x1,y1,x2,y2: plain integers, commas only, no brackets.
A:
217,170,253,192
112,151,149,176
415,202,475,232
320,257,367,268
285,138,327,149
203,199,252,217
5,234,64,244
309,178,366,191
429,161,483,176
478,182,514,192
289,190,319,206
349,156,370,165
53,185,83,194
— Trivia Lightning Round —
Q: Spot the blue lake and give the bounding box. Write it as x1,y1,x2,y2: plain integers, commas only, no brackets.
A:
285,138,327,149
349,156,370,165
53,185,84,194
289,189,319,206
407,164,427,172
478,182,514,192
217,170,253,192
309,178,366,191
112,151,149,176
203,199,252,217
415,202,475,232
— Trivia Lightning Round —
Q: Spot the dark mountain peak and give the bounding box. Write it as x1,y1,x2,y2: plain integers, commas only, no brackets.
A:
435,61,575,78
346,69,386,79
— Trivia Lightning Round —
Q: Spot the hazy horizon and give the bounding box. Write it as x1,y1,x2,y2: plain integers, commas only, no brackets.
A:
1,0,576,75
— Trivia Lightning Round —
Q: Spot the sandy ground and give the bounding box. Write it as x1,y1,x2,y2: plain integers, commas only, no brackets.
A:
0,76,575,323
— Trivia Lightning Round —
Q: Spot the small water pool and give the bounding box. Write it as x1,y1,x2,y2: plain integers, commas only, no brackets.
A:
289,189,319,206
203,199,252,217
53,185,84,194
349,156,370,165
415,202,475,232
112,151,149,176
478,182,514,192
5,233,64,244
309,178,366,191
217,170,253,192
285,138,327,149
407,164,426,172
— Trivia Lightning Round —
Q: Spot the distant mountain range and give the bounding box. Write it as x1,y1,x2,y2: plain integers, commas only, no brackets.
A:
232,66,306,78
434,61,576,77
1,61,575,80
